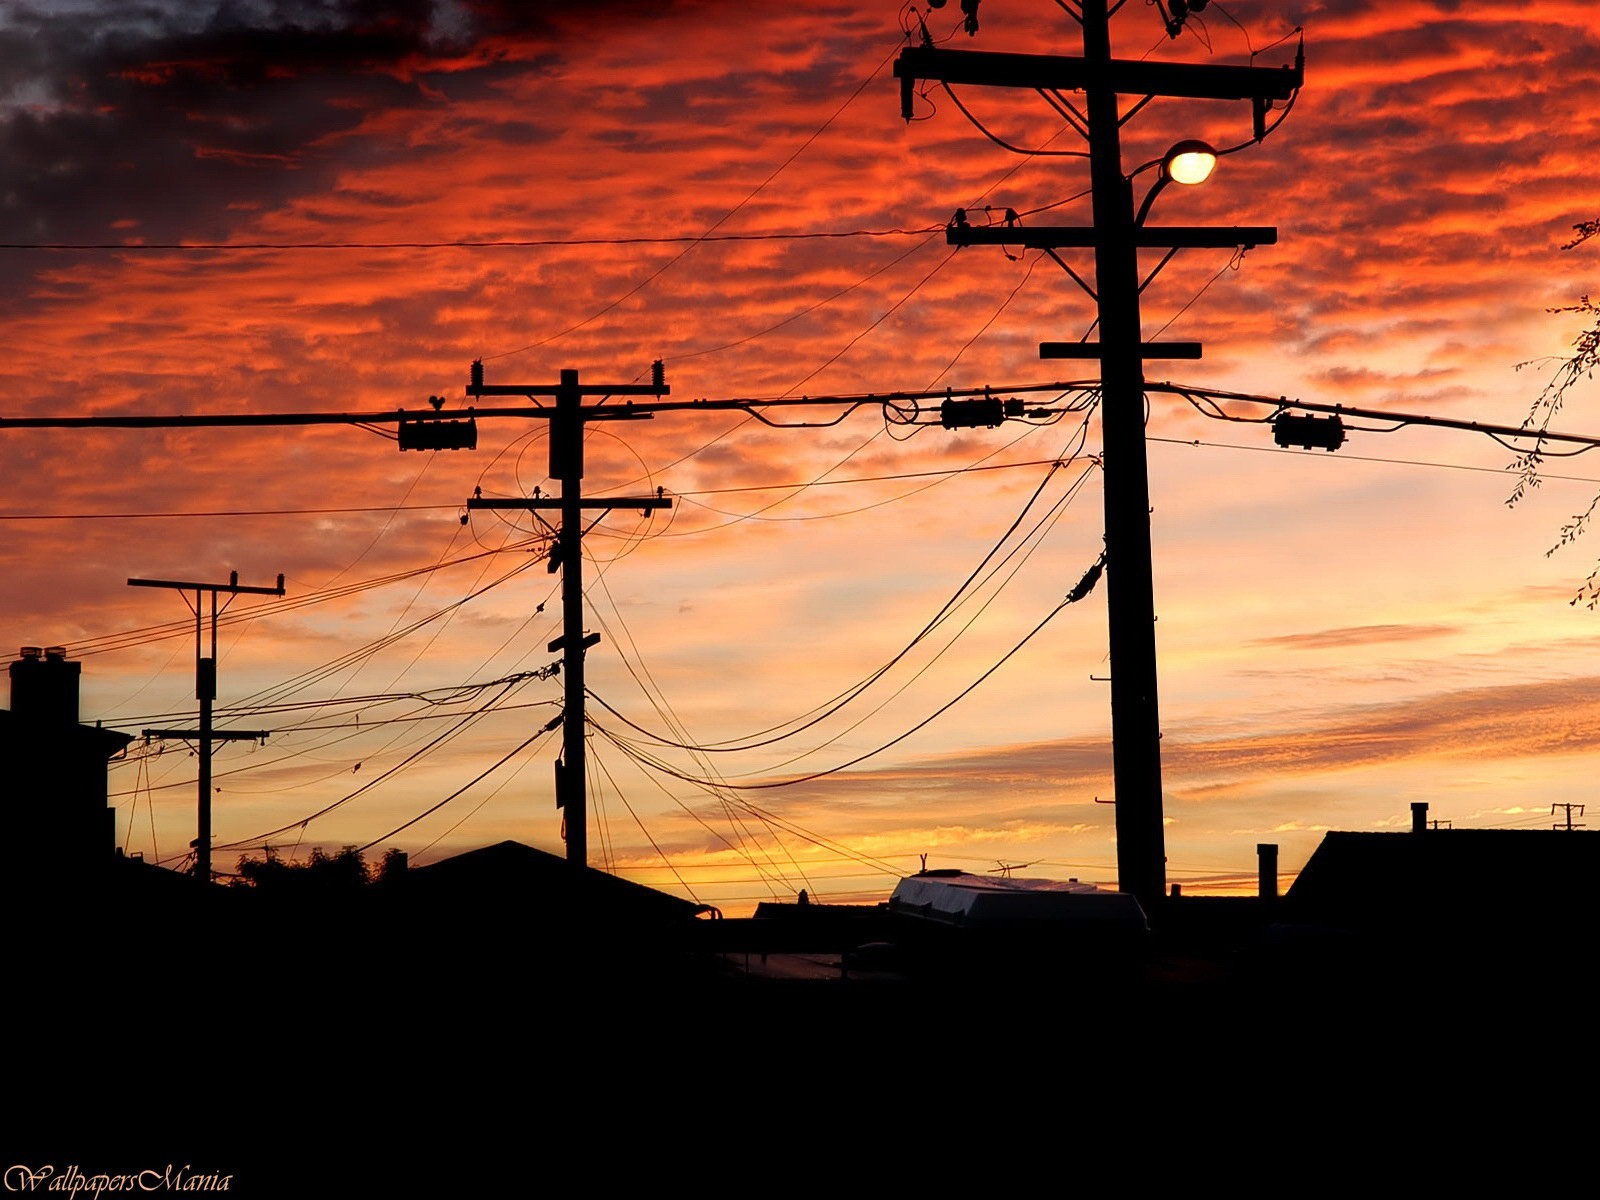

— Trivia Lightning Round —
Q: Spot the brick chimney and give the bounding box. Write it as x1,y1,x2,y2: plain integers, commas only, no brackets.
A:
9,646,81,726
1411,802,1428,834
2,646,129,877
1257,842,1279,899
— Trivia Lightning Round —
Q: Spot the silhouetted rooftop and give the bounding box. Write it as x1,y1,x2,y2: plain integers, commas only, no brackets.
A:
406,839,697,925
1288,828,1600,928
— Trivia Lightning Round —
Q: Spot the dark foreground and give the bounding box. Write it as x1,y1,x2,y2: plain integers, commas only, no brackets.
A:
7,876,1590,1194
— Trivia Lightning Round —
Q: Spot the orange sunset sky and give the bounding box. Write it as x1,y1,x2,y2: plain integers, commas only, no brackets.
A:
3,0,1598,912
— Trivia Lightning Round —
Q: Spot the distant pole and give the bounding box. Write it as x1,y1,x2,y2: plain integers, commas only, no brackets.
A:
1552,803,1586,831
467,365,670,866
128,571,285,881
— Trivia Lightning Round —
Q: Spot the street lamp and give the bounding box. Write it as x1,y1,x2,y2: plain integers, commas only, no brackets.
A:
1135,139,1219,225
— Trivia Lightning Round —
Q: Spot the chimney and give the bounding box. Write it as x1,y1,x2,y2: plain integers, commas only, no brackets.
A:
9,646,81,726
1257,843,1279,900
1411,802,1428,834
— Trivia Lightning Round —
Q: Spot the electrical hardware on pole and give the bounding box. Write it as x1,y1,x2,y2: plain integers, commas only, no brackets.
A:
1273,412,1346,452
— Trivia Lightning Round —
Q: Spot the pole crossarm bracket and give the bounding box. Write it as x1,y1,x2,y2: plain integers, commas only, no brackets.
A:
467,498,671,511
950,225,1276,249
128,574,286,597
143,729,271,742
466,383,665,398
894,45,1301,108
547,632,601,654
1042,341,1201,360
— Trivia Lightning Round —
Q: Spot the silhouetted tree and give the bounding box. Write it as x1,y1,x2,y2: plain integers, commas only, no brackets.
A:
1509,221,1600,604
375,847,409,885
230,845,377,892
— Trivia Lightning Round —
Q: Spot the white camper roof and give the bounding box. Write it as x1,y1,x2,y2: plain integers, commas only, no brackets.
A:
889,871,1147,930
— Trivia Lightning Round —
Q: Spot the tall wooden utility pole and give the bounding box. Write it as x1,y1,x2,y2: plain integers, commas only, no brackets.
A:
465,366,670,866
896,2,1300,914
128,570,285,882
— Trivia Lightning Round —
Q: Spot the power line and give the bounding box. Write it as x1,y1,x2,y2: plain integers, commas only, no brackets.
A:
607,851,921,872
0,227,940,253
783,247,962,395
1,453,1098,524
117,669,551,722
592,440,1095,756
942,82,1091,158
198,699,558,736
672,438,1041,524
214,557,540,746
482,39,911,362
409,732,547,864
594,551,1105,792
717,459,1096,778
577,541,872,889
69,537,542,657
668,232,944,363
354,726,556,853
0,503,464,522
590,746,700,904
110,557,551,805
1160,381,1600,455
585,558,807,896
212,676,539,851
1147,434,1600,484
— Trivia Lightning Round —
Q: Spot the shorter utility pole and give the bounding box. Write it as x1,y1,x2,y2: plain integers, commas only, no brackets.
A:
466,366,670,866
129,571,285,881
1552,803,1586,831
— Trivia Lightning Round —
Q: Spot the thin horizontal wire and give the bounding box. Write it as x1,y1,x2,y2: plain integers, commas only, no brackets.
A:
0,504,462,521
1,454,1089,522
0,227,942,253
1148,435,1600,483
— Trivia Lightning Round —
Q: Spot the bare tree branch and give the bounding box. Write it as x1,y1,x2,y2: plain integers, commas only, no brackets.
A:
1513,220,1600,604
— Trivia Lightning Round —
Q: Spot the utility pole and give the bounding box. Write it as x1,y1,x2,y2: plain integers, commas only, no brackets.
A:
465,366,670,866
128,570,285,882
1552,803,1586,831
895,3,1300,915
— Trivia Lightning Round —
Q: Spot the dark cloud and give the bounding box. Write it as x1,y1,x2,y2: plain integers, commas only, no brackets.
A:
0,4,436,244
0,0,714,275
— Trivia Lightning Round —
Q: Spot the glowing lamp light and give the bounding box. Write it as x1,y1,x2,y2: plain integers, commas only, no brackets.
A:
1135,139,1220,226
1164,139,1218,185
